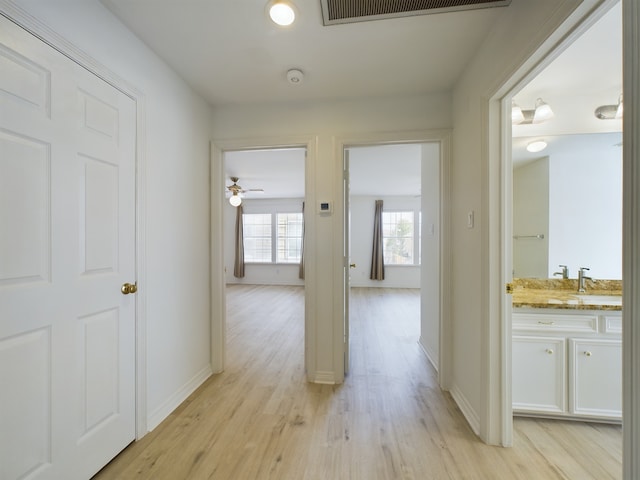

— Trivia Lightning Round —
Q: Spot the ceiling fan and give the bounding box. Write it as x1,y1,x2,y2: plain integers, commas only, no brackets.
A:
226,177,263,206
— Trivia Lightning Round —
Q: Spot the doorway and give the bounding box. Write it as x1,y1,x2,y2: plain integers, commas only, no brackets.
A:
341,138,447,381
220,146,306,372
499,0,622,449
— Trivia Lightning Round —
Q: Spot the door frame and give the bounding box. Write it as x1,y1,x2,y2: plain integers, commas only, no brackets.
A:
488,0,621,447
210,136,317,379
0,2,149,438
333,129,452,387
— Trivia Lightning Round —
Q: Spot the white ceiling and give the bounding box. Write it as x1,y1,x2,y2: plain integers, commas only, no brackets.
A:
101,0,509,106
102,0,622,194
512,2,622,165
224,148,306,199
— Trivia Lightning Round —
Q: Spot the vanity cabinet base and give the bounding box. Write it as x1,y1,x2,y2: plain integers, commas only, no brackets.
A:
513,310,621,423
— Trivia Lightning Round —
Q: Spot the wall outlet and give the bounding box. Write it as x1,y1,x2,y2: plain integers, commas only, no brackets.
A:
467,210,474,229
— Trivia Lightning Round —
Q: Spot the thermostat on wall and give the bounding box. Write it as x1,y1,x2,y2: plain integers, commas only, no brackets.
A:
318,201,332,214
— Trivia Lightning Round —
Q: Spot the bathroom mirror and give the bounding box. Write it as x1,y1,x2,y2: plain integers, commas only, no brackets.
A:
512,131,622,280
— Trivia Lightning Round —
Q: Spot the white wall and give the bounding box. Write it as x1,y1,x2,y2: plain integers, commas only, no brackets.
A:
9,0,214,431
224,198,305,286
452,0,588,441
549,146,622,279
349,196,421,288
212,94,452,383
419,142,441,368
514,145,623,280
513,158,550,278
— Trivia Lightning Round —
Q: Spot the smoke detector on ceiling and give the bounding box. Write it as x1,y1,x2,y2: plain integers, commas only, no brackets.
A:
287,69,304,84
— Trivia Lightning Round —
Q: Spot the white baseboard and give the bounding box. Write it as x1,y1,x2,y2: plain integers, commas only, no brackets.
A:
313,370,336,384
450,383,480,436
418,336,438,372
147,364,213,431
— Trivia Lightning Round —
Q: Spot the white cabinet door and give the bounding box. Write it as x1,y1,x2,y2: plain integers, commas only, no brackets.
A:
0,16,136,480
513,336,566,414
569,339,622,419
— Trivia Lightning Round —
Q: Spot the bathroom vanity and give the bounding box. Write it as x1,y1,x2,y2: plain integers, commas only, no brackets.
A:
511,279,622,423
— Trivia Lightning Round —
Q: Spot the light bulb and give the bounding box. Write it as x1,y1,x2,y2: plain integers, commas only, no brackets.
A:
533,98,554,123
269,2,295,26
616,94,623,119
229,194,242,207
511,101,524,124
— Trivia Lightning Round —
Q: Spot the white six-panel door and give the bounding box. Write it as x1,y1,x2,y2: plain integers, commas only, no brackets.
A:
0,15,136,480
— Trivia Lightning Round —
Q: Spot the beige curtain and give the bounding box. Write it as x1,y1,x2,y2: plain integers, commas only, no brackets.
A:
233,205,245,278
299,201,305,280
370,199,385,280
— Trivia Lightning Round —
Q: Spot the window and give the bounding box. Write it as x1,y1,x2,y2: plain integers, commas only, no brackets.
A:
277,213,303,263
382,211,421,265
243,214,272,262
243,212,303,263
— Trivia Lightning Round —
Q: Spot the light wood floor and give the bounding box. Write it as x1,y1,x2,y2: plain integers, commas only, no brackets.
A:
93,285,621,479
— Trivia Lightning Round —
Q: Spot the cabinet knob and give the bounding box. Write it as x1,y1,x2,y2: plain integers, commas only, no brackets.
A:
584,351,592,357
545,348,554,355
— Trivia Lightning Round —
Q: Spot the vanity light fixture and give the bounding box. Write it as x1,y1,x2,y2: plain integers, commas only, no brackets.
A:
512,97,555,125
511,100,524,124
526,140,547,153
268,1,296,26
595,94,623,120
229,192,242,207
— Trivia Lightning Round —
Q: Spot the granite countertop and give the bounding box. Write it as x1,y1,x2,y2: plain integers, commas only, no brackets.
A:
511,278,622,311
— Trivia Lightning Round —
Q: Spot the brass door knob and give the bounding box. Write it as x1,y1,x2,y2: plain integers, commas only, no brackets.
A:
121,282,137,295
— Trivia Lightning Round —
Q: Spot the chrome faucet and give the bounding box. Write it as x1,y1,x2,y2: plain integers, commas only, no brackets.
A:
578,267,592,293
553,264,569,279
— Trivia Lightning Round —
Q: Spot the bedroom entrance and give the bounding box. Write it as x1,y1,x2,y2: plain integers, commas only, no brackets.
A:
221,147,306,373
343,140,444,378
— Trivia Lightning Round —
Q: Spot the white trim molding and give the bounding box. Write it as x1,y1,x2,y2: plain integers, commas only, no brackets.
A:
0,0,149,439
450,383,480,435
211,135,318,382
210,141,226,374
313,371,337,384
147,365,212,431
418,338,438,373
623,0,640,478
333,129,452,387
485,0,619,447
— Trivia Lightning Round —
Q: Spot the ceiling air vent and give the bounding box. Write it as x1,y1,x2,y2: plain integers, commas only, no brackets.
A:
320,0,511,25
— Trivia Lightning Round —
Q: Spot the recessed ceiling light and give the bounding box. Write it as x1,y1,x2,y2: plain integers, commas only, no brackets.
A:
269,1,296,26
526,140,547,153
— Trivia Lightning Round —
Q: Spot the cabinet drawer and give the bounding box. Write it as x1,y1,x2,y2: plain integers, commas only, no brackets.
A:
604,315,622,334
513,313,598,333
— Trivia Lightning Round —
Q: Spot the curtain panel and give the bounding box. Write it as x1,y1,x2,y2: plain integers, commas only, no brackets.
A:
233,205,245,278
299,201,305,280
370,199,385,280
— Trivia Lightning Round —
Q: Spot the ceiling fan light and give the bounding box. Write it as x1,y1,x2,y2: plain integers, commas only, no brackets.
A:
229,193,242,207
532,98,554,123
269,2,295,26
